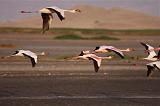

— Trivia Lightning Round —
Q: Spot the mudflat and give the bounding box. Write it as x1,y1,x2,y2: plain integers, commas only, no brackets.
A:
0,32,160,106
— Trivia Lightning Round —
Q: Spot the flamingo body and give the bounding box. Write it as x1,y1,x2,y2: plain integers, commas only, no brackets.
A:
7,50,37,67
94,46,125,59
140,42,158,61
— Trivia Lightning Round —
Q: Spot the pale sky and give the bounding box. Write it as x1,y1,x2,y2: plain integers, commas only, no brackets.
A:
0,0,159,21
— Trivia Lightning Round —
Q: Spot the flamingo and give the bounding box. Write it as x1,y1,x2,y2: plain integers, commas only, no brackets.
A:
71,50,113,72
140,42,160,77
21,6,81,34
1,50,41,67
140,42,159,61
93,45,134,59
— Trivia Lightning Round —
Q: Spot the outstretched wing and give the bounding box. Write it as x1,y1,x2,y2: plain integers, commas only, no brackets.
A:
147,65,154,77
106,47,124,59
140,42,149,52
47,7,65,21
30,57,37,67
140,42,157,59
157,45,160,59
153,62,160,71
140,42,156,54
41,13,53,34
22,52,37,67
88,55,102,73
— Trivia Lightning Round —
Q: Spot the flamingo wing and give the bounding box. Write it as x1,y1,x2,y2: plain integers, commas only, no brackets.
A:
22,51,37,67
47,7,65,21
91,58,99,73
106,47,124,59
157,45,160,59
140,42,157,59
30,57,37,67
88,55,101,73
140,42,155,54
41,13,53,34
140,42,149,51
147,65,154,77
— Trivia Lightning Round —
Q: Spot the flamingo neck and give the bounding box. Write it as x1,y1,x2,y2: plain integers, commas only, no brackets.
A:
120,48,131,52
100,56,112,60
143,57,157,61
155,48,160,51
36,52,45,56
63,9,76,13
21,11,38,13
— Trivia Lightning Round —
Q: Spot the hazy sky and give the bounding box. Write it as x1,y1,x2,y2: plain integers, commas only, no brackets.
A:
0,0,159,21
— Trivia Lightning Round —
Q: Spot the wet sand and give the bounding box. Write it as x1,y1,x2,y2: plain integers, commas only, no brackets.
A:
0,68,160,106
0,33,160,106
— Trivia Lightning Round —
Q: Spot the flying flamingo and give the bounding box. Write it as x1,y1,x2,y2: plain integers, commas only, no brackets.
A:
140,42,159,61
21,6,81,34
93,45,134,59
70,50,113,72
1,50,44,67
140,42,160,77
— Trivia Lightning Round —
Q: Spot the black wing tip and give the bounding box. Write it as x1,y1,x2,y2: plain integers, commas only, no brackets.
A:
117,53,125,59
60,17,65,21
140,42,145,44
32,64,36,67
30,58,37,68
31,62,36,67
140,42,146,46
147,70,152,77
147,65,154,77
95,68,99,73
94,46,100,51
121,56,125,59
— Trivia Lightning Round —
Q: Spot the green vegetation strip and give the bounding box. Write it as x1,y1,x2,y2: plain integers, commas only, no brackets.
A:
54,34,119,40
0,27,160,36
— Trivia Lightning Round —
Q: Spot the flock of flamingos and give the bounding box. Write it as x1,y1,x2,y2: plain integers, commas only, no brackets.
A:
1,6,160,77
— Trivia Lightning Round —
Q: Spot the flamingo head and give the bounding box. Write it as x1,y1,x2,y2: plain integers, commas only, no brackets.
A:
40,52,45,56
74,9,81,12
126,48,135,52
79,50,90,56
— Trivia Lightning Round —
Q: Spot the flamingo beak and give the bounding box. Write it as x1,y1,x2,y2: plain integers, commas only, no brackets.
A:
20,11,25,13
75,9,81,13
130,48,135,51
20,11,32,13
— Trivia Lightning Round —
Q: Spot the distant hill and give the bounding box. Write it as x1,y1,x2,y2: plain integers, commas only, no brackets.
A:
0,5,160,29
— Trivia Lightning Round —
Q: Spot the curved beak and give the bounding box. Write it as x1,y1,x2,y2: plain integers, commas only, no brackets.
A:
75,9,81,13
129,48,135,51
